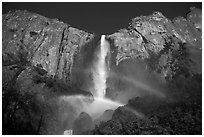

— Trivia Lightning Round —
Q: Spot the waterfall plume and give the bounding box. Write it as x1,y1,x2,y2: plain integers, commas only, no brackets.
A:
93,35,110,97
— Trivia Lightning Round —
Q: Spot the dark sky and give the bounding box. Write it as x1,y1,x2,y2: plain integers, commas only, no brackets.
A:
2,2,202,35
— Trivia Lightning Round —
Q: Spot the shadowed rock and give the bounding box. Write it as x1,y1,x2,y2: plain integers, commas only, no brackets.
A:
94,109,114,126
73,112,94,134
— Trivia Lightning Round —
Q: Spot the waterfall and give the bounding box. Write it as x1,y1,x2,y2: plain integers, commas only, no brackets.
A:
63,35,123,134
93,35,110,98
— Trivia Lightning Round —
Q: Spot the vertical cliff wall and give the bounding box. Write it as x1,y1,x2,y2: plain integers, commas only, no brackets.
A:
3,10,94,88
105,7,201,102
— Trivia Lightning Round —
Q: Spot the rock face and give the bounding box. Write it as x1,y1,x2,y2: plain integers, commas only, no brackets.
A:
94,109,114,126
105,7,202,102
107,7,201,79
3,10,94,87
73,112,94,134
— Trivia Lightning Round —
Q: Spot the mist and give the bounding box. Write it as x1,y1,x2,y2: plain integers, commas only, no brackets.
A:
56,35,125,134
61,36,167,134
106,58,167,104
70,35,101,92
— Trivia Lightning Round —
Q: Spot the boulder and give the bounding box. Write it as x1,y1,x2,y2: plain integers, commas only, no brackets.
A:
73,112,94,134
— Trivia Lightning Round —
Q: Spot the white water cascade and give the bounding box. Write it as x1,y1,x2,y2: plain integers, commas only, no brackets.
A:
62,35,124,134
93,35,109,97
83,35,123,119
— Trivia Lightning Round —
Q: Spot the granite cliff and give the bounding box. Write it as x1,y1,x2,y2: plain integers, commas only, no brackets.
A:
3,10,94,86
108,7,201,77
